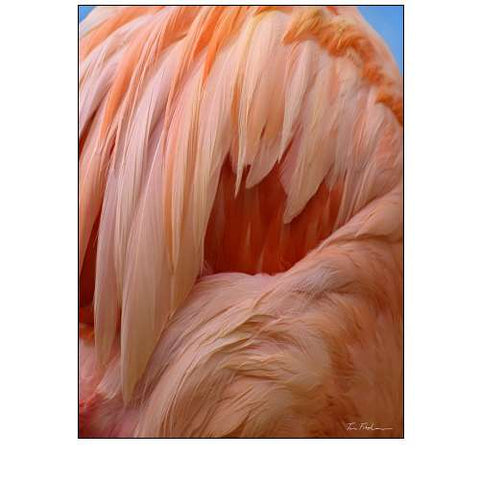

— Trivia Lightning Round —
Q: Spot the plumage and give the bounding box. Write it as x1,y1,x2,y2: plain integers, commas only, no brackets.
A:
79,5,403,437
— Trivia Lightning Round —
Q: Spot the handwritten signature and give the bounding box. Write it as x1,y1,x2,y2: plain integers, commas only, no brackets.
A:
345,422,393,432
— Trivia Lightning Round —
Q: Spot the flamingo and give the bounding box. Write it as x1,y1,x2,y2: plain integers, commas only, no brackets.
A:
79,5,403,438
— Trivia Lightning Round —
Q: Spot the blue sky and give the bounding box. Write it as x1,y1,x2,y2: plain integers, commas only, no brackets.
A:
358,6,403,72
79,5,403,72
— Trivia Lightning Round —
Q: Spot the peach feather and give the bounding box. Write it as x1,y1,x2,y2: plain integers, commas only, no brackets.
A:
79,5,403,437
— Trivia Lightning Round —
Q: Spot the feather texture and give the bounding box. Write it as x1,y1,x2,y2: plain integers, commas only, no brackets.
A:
79,5,403,436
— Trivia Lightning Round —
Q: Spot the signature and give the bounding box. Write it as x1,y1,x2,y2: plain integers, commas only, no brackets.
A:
345,422,393,432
